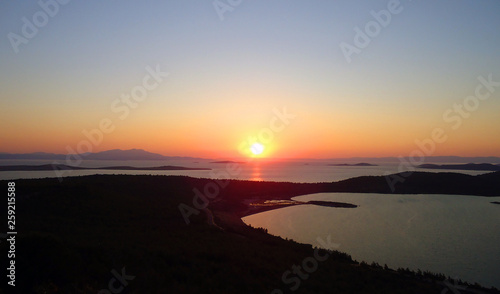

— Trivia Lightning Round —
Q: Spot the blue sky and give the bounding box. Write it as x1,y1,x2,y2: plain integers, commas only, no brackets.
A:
1,0,499,157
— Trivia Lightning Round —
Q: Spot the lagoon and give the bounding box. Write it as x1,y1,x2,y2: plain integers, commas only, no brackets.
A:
243,193,500,288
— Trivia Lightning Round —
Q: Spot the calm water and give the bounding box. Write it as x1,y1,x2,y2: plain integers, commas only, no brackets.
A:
0,159,489,182
243,193,500,288
3,160,499,287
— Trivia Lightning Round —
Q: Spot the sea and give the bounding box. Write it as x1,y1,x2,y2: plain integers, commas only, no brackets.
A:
1,159,499,288
0,158,489,182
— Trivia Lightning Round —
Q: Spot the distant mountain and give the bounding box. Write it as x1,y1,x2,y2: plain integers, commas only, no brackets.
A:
418,163,500,171
0,149,204,161
0,152,67,160
0,164,210,171
83,149,167,160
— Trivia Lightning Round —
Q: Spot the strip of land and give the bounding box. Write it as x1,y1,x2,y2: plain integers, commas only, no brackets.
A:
2,171,499,293
418,163,500,171
0,164,211,171
329,163,378,166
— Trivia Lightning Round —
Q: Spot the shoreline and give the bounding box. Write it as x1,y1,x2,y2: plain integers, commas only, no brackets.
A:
3,173,499,293
239,199,358,218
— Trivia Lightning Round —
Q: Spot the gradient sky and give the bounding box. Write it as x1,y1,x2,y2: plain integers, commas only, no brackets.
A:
1,0,499,159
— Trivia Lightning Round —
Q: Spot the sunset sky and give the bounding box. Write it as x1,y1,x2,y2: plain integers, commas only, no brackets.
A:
1,1,499,159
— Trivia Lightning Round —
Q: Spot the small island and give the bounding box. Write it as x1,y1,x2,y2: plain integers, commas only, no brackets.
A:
0,164,211,171
210,160,246,164
329,163,378,167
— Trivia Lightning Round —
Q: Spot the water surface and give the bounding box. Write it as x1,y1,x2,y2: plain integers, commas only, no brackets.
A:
243,193,500,288
0,159,489,182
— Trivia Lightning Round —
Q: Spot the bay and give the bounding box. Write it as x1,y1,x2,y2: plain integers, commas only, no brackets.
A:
243,193,500,288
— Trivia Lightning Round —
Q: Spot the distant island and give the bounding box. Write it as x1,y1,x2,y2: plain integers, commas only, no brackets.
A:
418,163,500,171
210,160,246,164
326,156,500,164
492,201,500,205
0,164,211,171
329,163,378,167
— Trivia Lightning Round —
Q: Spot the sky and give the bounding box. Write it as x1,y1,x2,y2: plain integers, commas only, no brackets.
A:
1,0,499,159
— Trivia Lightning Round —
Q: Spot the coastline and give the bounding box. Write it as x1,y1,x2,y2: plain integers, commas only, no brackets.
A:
2,173,499,293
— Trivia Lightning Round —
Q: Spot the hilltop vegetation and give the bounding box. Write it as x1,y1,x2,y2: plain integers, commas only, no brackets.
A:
1,173,499,293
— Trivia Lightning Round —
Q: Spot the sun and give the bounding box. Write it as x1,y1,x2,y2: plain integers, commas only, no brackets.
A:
250,142,265,155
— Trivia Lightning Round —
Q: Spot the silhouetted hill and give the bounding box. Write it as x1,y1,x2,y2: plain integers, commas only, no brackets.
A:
418,163,500,171
3,174,498,293
326,171,500,196
211,172,500,210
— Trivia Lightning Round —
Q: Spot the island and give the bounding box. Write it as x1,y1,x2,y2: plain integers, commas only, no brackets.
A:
329,163,378,166
210,160,246,164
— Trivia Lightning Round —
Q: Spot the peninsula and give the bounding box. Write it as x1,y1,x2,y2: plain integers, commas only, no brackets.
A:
3,171,499,293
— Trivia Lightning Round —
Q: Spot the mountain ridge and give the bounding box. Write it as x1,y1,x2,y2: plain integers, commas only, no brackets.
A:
0,149,205,161
1,150,500,163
